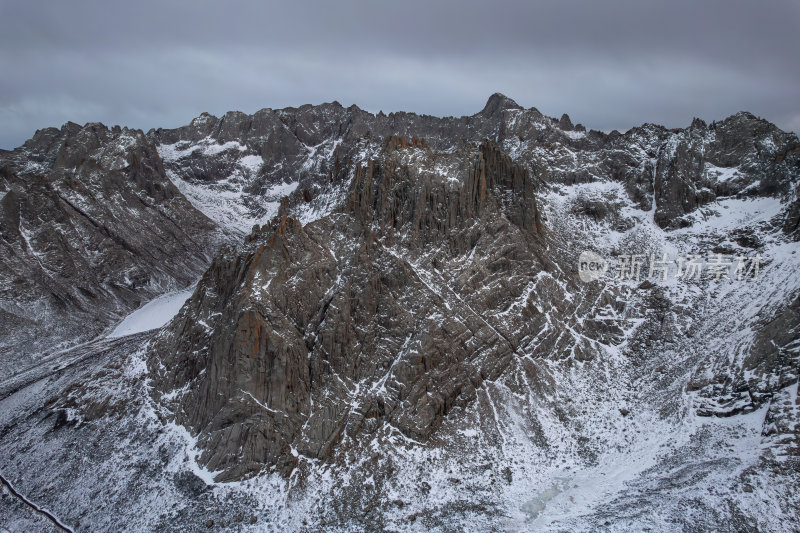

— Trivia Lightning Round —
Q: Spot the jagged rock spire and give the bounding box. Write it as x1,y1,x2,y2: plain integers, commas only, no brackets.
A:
479,92,523,117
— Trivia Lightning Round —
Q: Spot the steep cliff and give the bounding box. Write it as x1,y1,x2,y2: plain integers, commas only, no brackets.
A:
1,95,798,531
0,122,228,375
148,139,563,480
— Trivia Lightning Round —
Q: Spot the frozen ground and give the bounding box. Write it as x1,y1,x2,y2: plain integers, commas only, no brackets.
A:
108,285,196,338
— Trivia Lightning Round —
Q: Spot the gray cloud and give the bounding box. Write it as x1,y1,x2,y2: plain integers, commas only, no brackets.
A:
1,0,798,148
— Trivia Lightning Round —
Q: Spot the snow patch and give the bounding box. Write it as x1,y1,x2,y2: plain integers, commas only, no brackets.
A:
705,163,741,182
238,154,263,173
108,286,195,338
267,181,299,198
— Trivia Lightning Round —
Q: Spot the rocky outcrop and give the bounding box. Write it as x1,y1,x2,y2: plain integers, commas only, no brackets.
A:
145,98,800,481
349,139,541,240
2,95,799,531
147,139,582,481
0,122,227,371
653,114,799,228
150,95,800,235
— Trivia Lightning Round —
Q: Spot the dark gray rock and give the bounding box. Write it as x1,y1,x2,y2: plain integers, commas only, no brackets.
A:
147,139,572,480
1,94,798,531
0,122,228,374
149,95,799,234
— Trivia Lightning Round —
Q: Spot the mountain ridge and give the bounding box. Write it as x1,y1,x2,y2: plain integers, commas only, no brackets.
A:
0,93,798,531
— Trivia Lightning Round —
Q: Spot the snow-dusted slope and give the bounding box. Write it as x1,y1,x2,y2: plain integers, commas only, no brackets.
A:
158,137,299,235
0,122,226,377
0,95,798,532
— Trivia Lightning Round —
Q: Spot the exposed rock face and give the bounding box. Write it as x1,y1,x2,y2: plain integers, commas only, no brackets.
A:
652,114,799,228
1,95,799,531
146,96,800,484
783,183,800,239
147,139,593,480
151,96,799,235
0,122,227,372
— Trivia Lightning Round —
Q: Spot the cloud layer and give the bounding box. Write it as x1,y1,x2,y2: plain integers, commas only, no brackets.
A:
1,0,797,148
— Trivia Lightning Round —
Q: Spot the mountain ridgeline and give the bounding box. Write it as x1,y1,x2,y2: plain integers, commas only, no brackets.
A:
1,94,799,530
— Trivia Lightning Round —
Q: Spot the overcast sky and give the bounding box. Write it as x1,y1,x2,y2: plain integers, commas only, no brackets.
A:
1,0,797,149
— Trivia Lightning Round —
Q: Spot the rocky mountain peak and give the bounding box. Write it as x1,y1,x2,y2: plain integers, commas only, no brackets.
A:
2,94,799,531
479,92,523,117
690,117,707,131
147,136,551,480
0,120,228,361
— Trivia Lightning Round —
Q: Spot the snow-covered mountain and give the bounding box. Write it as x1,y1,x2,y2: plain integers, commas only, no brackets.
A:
0,122,230,378
0,94,798,531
